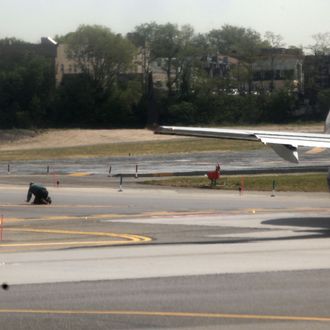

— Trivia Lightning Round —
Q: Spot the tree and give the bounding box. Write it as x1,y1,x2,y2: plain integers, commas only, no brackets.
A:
127,22,158,94
52,74,99,127
129,23,203,98
167,101,197,124
0,38,26,46
208,25,266,59
149,23,182,96
261,90,295,123
308,32,330,55
207,25,268,93
317,88,330,118
0,41,54,128
263,31,286,92
172,25,204,98
264,31,285,49
65,25,136,92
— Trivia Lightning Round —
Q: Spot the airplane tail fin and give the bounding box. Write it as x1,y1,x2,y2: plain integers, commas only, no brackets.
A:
324,110,330,133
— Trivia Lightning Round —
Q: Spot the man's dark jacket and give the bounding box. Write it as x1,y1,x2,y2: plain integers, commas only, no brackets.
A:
26,183,48,202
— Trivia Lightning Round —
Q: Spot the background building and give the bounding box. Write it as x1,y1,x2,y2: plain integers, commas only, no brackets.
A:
252,48,304,94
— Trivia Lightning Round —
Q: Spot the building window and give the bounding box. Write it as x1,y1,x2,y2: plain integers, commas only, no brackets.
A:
275,70,281,80
283,69,294,79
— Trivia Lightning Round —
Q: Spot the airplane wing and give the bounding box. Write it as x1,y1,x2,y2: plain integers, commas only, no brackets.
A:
155,125,330,163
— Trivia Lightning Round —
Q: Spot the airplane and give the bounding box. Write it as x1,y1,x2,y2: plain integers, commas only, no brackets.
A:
155,111,330,164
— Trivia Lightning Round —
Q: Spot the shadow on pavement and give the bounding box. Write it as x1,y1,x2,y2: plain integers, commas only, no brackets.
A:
262,217,330,229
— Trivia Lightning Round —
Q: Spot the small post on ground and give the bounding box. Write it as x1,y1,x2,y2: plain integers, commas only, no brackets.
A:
7,163,10,174
47,165,50,174
118,175,123,192
52,169,60,188
108,165,112,177
271,180,276,197
135,164,138,179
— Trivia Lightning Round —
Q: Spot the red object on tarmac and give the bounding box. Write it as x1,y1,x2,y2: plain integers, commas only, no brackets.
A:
207,164,221,185
207,171,220,181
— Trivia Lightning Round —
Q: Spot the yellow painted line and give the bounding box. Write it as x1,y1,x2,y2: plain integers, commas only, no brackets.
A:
0,228,151,248
4,208,330,224
1,214,126,224
6,228,151,242
68,172,92,177
0,309,329,322
1,210,239,224
0,241,139,247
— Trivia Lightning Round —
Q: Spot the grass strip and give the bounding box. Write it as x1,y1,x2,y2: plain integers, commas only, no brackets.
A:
0,138,262,161
141,173,329,192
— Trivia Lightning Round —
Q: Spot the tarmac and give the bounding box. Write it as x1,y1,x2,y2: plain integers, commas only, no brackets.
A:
0,147,329,178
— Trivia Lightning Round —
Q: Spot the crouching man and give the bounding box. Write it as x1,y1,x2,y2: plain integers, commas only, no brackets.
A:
26,183,52,205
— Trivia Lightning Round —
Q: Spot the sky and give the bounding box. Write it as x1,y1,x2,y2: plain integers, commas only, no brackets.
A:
1,0,330,48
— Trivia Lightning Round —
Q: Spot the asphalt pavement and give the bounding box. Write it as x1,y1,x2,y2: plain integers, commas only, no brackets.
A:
1,147,329,177
0,183,329,329
0,145,330,330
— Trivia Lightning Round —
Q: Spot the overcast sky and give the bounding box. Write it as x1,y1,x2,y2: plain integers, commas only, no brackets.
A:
1,0,330,48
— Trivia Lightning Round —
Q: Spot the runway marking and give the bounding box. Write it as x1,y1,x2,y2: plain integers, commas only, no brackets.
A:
68,172,92,177
0,228,152,248
2,213,128,223
0,309,329,322
0,240,141,247
3,207,330,224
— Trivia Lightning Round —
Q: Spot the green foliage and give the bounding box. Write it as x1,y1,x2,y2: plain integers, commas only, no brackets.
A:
131,23,203,98
65,25,136,91
260,90,296,123
317,89,330,117
99,80,143,127
53,74,144,128
0,23,327,129
168,101,198,124
207,25,267,60
52,74,98,127
161,91,295,126
0,44,54,128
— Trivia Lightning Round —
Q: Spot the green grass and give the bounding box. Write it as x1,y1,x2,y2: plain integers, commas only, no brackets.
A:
141,174,329,192
0,138,263,161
